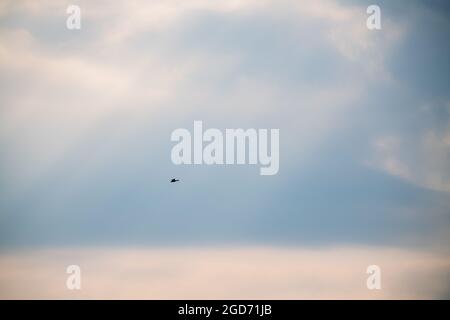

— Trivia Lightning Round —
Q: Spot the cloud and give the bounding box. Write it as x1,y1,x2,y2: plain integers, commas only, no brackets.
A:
0,0,380,189
0,0,449,250
369,101,450,193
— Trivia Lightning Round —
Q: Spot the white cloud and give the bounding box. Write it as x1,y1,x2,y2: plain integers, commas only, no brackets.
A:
2,0,429,216
369,122,450,193
1,0,398,188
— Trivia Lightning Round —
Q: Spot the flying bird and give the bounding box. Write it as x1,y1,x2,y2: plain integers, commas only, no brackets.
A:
170,178,180,183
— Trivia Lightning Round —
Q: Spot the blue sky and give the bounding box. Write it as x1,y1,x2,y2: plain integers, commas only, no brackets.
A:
0,0,449,250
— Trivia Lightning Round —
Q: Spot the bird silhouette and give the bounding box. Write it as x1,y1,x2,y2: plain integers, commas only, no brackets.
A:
170,178,180,183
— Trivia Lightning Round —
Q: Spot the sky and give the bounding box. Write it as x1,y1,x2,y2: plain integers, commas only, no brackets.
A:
0,0,449,299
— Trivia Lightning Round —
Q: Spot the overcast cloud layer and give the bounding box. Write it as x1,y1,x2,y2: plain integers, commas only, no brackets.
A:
0,0,449,250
